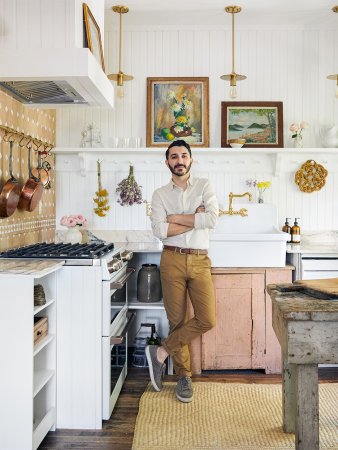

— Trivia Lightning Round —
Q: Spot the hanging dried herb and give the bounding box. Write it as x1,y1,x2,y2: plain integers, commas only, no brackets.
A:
93,160,110,217
116,163,143,206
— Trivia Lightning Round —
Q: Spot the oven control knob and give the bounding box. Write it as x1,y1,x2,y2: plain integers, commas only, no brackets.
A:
108,258,123,272
121,250,133,261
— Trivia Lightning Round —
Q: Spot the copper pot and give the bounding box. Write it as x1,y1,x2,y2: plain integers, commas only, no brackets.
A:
18,147,43,212
0,141,20,218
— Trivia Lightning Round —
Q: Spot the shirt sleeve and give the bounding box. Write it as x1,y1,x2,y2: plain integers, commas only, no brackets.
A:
150,189,169,240
194,180,219,230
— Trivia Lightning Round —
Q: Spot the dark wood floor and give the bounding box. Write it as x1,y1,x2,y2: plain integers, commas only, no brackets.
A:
39,367,338,450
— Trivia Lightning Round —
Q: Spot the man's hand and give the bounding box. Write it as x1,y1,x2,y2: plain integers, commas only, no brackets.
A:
195,205,205,213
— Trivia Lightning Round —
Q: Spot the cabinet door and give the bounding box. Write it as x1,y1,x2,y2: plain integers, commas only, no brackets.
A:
265,268,293,373
202,273,265,370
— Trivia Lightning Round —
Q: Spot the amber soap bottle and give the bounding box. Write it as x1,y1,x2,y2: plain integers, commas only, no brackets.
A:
291,218,301,244
282,218,291,243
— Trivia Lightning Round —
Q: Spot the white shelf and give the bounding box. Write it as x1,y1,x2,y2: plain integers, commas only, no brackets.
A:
54,147,338,177
34,299,55,315
129,300,165,310
33,407,56,450
33,370,55,398
33,334,55,357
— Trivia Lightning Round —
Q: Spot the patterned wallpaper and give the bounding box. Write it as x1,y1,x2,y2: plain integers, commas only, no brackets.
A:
0,91,56,251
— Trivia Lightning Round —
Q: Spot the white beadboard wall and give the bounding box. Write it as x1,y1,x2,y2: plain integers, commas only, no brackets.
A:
0,0,104,50
55,149,338,233
56,25,338,148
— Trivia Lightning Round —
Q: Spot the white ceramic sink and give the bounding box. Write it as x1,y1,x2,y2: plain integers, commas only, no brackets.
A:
209,204,288,267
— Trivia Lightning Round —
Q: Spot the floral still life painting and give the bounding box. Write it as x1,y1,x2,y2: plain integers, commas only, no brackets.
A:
221,102,283,148
147,77,209,147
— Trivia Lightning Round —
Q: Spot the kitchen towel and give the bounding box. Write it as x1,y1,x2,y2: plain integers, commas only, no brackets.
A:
132,382,338,450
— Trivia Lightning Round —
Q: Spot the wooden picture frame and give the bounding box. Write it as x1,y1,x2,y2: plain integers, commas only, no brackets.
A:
83,3,105,71
146,77,209,147
221,101,284,148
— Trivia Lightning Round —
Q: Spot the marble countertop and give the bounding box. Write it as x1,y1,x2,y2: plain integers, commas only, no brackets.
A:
287,243,338,255
0,260,64,277
115,241,163,252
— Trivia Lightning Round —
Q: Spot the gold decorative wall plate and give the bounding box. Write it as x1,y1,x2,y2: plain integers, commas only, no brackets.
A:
294,159,328,193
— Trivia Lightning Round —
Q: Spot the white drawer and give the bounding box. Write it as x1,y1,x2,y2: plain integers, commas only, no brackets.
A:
302,270,338,280
302,258,338,271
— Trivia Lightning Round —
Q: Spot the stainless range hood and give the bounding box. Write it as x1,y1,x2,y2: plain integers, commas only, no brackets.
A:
0,48,115,108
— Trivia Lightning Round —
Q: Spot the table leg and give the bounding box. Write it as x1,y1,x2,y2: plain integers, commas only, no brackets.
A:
295,364,319,450
282,359,297,433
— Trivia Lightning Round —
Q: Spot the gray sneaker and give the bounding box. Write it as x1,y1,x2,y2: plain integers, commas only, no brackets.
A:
176,376,193,403
145,345,166,392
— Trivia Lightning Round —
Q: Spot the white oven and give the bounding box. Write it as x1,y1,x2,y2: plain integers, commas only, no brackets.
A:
102,310,135,420
102,262,134,337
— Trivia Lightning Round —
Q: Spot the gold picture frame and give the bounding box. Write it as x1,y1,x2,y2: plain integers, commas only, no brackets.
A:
146,77,209,148
83,3,105,71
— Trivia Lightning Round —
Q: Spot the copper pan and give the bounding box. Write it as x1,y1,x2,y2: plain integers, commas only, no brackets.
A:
0,141,20,218
18,147,44,212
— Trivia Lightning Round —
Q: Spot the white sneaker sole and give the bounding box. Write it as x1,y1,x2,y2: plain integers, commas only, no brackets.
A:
145,346,161,392
176,392,193,403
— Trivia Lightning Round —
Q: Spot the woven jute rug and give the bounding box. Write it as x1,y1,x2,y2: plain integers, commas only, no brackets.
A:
132,382,338,450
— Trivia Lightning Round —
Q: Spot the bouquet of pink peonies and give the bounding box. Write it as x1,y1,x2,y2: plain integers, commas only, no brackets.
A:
60,214,87,227
289,121,309,139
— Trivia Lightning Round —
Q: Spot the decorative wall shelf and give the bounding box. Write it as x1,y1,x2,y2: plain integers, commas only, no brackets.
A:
54,148,338,177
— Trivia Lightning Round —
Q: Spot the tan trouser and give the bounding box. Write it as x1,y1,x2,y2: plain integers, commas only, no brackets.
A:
160,249,216,377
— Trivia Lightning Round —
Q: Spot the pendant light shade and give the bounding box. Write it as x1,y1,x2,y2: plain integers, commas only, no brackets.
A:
326,7,338,98
220,5,246,99
107,5,133,98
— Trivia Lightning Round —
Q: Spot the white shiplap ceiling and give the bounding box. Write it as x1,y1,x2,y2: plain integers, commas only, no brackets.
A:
104,0,338,27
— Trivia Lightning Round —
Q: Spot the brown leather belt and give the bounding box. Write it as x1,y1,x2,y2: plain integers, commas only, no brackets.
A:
163,245,208,255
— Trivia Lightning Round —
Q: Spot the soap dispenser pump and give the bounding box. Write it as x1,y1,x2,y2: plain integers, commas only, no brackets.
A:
282,218,291,243
291,218,301,244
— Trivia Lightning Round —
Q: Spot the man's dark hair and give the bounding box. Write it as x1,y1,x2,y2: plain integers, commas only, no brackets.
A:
166,139,192,160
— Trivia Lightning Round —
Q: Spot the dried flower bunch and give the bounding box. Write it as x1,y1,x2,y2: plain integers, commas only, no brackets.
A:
60,214,87,227
116,163,143,206
94,160,110,217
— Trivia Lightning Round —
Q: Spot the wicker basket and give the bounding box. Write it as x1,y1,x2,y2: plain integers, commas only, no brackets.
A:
34,284,46,306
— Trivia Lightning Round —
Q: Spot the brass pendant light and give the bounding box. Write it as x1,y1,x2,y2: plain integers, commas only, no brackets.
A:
107,5,133,98
326,6,338,98
220,5,246,99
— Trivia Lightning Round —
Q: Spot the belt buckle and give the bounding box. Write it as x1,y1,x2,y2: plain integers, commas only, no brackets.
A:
179,247,185,254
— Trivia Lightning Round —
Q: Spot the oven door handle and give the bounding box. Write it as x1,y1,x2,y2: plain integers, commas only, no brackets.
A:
110,312,136,345
110,267,135,289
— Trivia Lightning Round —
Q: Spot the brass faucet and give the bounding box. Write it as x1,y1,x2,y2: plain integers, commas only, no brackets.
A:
219,192,252,217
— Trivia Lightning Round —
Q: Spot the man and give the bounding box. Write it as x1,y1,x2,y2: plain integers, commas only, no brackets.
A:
146,139,219,403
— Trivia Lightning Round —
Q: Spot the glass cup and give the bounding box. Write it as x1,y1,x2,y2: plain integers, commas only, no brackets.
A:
111,137,119,148
130,137,142,148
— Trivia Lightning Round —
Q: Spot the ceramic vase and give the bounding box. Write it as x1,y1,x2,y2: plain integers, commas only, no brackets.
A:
137,264,162,303
294,134,303,148
258,193,264,204
65,226,82,244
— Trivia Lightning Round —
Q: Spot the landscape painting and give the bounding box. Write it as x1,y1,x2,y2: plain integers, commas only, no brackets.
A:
221,102,284,148
146,77,209,147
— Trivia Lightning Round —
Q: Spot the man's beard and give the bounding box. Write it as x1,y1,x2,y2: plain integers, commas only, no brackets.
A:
168,162,192,177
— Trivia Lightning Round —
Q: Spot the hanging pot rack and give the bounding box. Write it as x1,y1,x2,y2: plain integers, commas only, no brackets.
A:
0,124,54,154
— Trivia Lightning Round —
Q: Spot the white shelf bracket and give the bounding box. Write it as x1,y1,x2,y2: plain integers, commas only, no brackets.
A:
274,153,282,177
78,152,88,177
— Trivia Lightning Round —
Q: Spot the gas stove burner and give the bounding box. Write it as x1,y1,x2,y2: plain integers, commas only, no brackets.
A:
0,242,115,259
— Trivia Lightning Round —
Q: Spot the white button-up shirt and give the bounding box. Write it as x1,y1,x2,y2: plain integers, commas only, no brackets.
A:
151,175,219,249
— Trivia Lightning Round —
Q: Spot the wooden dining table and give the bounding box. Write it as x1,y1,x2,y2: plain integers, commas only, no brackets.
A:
267,277,338,450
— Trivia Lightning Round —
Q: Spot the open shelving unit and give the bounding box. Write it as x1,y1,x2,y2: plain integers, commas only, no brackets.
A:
0,262,62,450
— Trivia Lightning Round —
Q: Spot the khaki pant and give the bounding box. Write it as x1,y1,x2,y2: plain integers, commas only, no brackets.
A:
160,249,216,377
